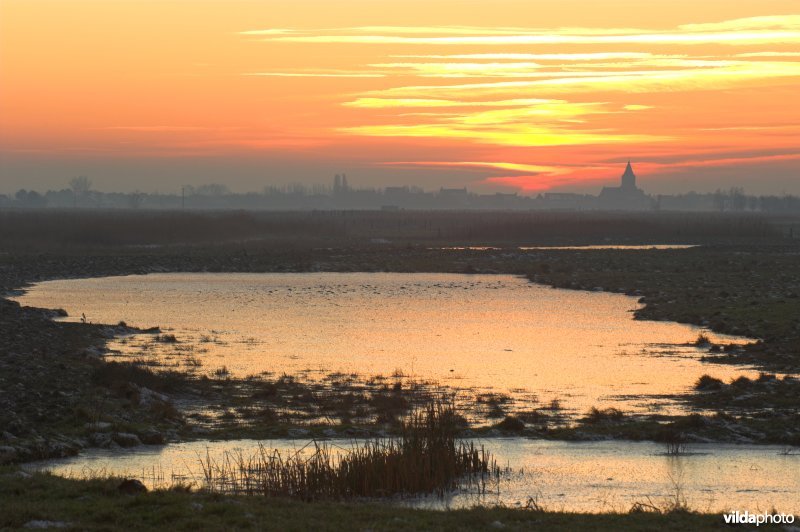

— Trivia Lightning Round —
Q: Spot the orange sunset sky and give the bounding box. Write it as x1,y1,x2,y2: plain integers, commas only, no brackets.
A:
1,0,799,195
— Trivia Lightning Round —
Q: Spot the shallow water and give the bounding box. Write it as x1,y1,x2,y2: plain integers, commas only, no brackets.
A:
28,439,800,514
517,245,698,250
438,245,697,251
14,272,753,416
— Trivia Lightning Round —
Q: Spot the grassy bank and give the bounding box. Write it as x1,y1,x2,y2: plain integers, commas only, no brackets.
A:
0,468,744,531
2,210,799,530
2,210,800,463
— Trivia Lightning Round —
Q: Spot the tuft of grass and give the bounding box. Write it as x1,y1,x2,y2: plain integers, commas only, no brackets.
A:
495,415,525,432
213,366,230,378
664,441,688,456
694,333,711,347
199,400,497,500
584,407,625,424
659,428,689,456
516,409,551,426
185,356,203,368
154,334,179,344
547,399,562,411
730,376,752,389
694,375,723,391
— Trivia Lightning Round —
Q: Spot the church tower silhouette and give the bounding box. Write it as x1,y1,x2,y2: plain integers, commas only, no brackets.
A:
620,161,636,191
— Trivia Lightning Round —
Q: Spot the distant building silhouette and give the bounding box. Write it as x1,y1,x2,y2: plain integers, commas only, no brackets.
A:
438,187,470,208
620,160,636,191
333,173,350,196
8,162,798,212
598,161,651,210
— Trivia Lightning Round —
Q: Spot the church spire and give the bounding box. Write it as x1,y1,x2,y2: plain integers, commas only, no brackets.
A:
621,161,636,190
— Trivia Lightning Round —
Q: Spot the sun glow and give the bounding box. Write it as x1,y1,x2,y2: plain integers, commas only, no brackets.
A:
2,1,799,193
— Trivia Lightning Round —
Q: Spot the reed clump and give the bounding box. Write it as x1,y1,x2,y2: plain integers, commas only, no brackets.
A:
199,400,497,500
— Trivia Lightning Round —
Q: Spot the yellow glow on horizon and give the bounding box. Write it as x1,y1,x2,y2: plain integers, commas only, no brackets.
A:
342,123,666,147
2,1,800,193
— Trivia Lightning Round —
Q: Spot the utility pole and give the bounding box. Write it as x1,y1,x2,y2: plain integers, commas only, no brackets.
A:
181,186,185,210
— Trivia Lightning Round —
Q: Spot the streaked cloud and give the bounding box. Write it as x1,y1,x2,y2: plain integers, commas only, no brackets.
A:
344,98,560,109
5,0,800,196
98,126,214,132
259,32,800,46
678,15,800,32
342,123,664,147
391,52,663,61
365,58,783,79
244,71,385,78
369,61,544,77
698,124,800,132
386,160,570,175
342,91,665,148
381,160,603,192
245,17,800,46
360,61,800,98
736,51,800,57
250,16,796,170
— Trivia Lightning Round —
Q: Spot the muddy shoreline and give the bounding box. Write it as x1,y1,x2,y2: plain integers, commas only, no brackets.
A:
2,241,799,464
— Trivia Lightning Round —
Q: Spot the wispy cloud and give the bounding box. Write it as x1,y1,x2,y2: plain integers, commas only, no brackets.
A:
365,58,774,79
385,160,569,174
369,61,543,77
96,126,227,132
678,15,800,32
390,52,662,61
381,160,593,191
237,15,800,192
344,97,559,109
736,51,800,57
257,32,800,46
360,61,800,98
245,71,385,78
342,123,664,147
244,17,800,46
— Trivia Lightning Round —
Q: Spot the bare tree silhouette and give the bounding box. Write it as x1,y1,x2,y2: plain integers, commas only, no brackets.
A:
69,176,92,207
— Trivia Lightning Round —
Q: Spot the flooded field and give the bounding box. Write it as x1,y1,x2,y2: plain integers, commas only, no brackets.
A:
14,273,754,417
437,245,697,251
28,438,800,514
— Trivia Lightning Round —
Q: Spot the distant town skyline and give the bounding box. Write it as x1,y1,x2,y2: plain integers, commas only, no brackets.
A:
6,162,799,214
2,1,800,195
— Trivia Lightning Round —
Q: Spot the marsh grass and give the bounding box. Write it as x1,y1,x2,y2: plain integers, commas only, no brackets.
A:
213,366,230,378
585,407,625,424
91,360,185,393
694,333,711,347
664,441,689,456
199,400,498,500
629,471,690,515
694,374,723,391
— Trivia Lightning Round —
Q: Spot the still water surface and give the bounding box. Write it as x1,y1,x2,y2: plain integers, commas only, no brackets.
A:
15,273,792,513
14,273,754,415
29,439,800,514
439,245,698,251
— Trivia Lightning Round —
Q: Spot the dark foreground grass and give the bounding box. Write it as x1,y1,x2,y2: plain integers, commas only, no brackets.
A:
0,469,746,531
